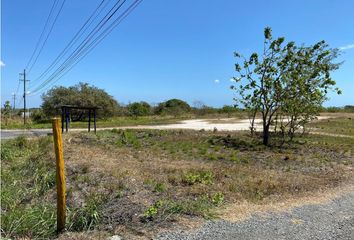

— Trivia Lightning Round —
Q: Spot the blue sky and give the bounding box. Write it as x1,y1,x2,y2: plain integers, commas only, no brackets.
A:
1,0,354,108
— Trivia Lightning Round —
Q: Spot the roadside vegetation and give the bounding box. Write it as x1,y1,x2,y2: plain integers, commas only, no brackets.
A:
1,136,117,239
2,115,353,238
1,27,353,240
308,115,354,137
0,115,183,130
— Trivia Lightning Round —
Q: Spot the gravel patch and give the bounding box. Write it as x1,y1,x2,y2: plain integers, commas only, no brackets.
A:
157,191,354,240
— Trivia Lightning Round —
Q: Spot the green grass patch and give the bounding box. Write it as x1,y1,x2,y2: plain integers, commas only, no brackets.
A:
182,170,214,185
0,136,112,239
308,117,354,136
144,179,166,193
142,194,220,222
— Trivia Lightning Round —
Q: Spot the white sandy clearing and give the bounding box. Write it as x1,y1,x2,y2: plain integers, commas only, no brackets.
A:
117,116,333,132
1,116,340,140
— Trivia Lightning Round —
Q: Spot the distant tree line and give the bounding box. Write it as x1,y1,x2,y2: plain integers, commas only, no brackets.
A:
320,105,354,113
23,82,242,123
3,81,350,126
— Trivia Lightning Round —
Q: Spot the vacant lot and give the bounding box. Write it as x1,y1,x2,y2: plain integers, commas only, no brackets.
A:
0,112,248,130
1,115,353,239
308,114,354,137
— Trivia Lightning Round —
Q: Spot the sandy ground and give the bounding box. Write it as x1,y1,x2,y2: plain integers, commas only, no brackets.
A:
127,118,259,131
0,116,335,140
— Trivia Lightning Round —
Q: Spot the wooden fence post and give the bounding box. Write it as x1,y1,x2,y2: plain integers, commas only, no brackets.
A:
52,118,66,233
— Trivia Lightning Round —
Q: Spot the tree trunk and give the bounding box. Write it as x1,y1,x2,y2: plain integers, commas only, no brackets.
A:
250,109,257,136
263,122,270,145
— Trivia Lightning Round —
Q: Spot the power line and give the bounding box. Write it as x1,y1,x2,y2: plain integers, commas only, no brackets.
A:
29,0,126,92
25,0,58,71
26,0,66,75
30,0,142,96
15,79,21,95
14,0,60,106
30,0,110,86
30,0,142,95
12,93,16,110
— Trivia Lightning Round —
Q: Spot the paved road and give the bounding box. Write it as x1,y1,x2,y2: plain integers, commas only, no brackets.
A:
0,119,253,140
157,191,354,240
1,129,52,140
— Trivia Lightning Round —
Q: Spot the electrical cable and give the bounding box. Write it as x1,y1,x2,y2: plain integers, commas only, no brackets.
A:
30,0,142,96
25,0,58,71
27,0,66,74
30,0,110,86
30,0,142,95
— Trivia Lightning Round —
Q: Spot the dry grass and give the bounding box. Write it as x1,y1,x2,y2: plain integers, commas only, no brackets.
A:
319,112,354,118
2,118,353,239
219,184,354,222
309,115,354,137
59,128,354,238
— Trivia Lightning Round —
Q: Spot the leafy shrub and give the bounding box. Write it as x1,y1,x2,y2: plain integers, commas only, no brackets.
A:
143,200,163,219
41,82,120,118
127,101,151,117
155,99,191,116
31,109,49,123
218,105,239,116
116,130,141,148
211,192,224,206
182,170,214,185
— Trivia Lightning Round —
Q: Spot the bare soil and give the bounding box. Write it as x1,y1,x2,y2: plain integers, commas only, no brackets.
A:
60,127,354,239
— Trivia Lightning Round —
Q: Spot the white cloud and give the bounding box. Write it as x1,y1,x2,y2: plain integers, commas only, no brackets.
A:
214,79,220,84
0,60,5,67
339,44,354,50
230,78,235,82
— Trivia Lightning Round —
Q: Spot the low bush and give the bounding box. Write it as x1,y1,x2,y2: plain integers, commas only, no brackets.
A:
182,170,214,185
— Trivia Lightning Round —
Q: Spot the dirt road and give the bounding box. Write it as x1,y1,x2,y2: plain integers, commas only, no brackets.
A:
0,119,251,140
157,190,354,240
0,116,335,140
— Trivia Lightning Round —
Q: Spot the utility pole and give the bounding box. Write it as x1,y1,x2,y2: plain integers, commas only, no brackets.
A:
20,69,30,125
12,92,16,110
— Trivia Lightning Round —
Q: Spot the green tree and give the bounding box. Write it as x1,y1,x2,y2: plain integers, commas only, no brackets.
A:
231,27,341,145
31,108,48,123
127,101,151,117
41,83,120,118
218,105,239,117
2,101,12,125
192,101,217,116
344,105,354,113
155,99,191,116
